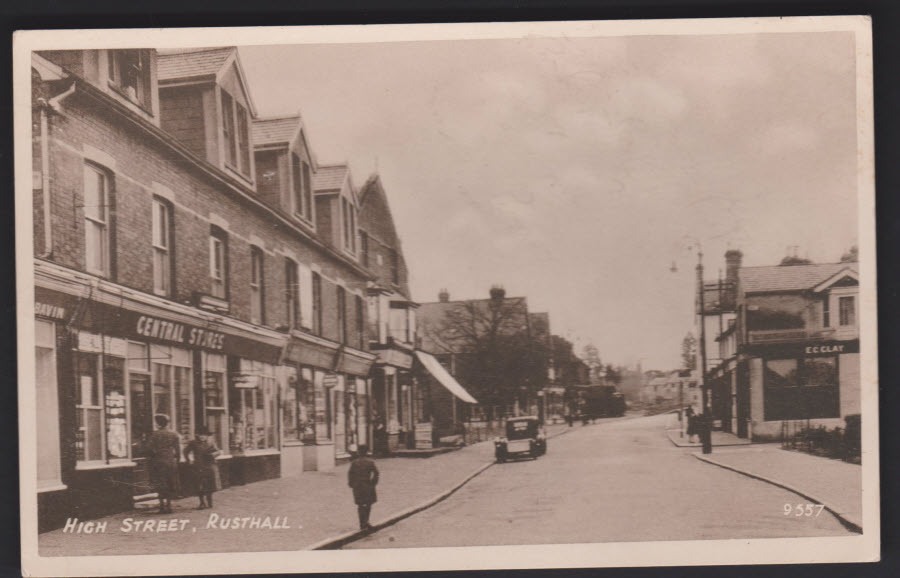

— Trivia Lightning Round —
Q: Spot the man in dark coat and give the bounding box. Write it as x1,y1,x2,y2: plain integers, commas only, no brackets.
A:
348,445,379,530
148,414,181,514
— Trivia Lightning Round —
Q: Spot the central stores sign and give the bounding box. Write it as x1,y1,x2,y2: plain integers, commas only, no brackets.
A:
134,314,225,350
34,286,283,363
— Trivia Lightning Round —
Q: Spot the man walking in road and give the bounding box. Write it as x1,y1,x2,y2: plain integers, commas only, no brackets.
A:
348,445,379,531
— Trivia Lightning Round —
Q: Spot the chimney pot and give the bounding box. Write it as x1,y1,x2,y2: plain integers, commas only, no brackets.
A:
489,285,506,301
438,289,449,303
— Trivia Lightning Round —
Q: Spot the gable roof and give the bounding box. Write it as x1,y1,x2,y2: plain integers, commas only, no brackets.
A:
313,163,349,193
157,47,235,82
417,296,529,355
740,262,859,294
158,47,257,117
252,115,301,147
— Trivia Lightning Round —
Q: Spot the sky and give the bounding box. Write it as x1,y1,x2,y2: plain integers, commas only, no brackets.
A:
238,31,859,370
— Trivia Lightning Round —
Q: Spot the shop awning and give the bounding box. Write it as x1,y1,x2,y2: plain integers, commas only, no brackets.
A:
415,350,478,404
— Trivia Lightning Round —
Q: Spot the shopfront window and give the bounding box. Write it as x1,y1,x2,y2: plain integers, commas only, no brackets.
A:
231,360,278,453
764,356,839,420
355,377,368,448
314,371,331,441
203,353,228,452
335,375,347,455
283,366,316,443
74,333,129,464
146,345,193,455
36,320,62,488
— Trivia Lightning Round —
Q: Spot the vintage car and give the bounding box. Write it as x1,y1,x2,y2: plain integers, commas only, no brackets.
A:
494,416,546,462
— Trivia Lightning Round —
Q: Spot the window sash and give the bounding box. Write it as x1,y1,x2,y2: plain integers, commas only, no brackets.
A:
839,296,855,326
337,286,347,344
285,260,300,328
237,104,250,175
312,273,322,335
302,162,312,219
292,153,304,217
221,91,236,167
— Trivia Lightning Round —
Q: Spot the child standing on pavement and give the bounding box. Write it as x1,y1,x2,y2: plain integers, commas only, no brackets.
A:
184,426,221,510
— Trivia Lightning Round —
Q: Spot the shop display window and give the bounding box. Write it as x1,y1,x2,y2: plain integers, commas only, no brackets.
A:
230,360,278,453
74,332,129,465
203,352,228,452
764,356,840,420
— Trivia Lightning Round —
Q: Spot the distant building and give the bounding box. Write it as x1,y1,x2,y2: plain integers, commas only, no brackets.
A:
418,286,543,432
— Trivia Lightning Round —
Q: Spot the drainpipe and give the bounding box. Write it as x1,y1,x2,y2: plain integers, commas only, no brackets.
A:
36,81,77,258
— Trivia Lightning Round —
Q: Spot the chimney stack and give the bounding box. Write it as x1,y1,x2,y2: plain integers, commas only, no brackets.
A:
438,289,449,303
489,284,506,301
725,249,743,286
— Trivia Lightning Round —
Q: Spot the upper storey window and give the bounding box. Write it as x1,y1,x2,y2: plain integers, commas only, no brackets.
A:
221,89,251,177
341,197,357,255
291,153,312,221
108,50,152,110
83,163,112,278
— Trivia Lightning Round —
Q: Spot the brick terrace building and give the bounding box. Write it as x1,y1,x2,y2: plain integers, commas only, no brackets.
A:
30,47,376,532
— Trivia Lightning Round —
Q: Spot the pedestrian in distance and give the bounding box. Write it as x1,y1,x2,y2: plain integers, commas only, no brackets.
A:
147,414,181,514
348,444,379,531
184,426,221,510
685,405,697,443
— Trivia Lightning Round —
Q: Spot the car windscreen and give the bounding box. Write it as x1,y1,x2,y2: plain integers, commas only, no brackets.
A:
506,420,538,440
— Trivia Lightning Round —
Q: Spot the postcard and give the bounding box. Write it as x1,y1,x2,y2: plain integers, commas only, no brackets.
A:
15,15,878,576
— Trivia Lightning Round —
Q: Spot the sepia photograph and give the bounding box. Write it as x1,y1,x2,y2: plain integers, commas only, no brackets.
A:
15,16,878,576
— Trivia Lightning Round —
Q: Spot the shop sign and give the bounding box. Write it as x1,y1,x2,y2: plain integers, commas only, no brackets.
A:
746,339,859,358
35,301,68,321
323,373,338,389
133,314,226,350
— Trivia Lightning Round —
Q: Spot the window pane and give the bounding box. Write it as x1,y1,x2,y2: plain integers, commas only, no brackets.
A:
83,165,105,221
77,353,99,406
36,344,61,485
129,372,151,459
803,357,837,387
103,357,129,459
175,366,193,442
152,363,173,422
839,296,855,326
764,359,798,387
237,105,250,173
222,91,236,166
86,408,103,461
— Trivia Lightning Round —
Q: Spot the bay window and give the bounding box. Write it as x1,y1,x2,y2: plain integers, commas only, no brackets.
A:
221,88,251,177
107,49,152,109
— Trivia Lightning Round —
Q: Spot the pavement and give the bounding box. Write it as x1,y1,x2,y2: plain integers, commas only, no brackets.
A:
39,422,572,556
39,415,858,554
347,413,850,549
660,410,862,532
693,446,862,532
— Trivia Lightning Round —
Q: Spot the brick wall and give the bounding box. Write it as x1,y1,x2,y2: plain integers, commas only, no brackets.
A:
159,85,206,159
37,86,368,345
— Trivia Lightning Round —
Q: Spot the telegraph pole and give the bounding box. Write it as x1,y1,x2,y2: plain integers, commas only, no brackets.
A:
696,249,712,454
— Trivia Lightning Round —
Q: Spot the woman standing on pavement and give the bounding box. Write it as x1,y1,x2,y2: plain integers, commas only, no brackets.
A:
184,426,221,510
147,414,181,514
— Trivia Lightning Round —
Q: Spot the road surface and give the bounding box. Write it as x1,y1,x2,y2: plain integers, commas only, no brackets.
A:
346,413,849,548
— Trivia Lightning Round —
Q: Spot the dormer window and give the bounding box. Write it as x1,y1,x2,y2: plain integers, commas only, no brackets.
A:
221,89,251,177
108,50,151,110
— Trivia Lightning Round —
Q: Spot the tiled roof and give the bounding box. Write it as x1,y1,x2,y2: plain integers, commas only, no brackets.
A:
740,262,858,294
417,297,529,354
252,116,300,146
313,164,348,192
157,47,234,81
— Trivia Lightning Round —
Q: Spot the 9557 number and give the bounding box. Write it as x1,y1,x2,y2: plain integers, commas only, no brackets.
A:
784,503,825,517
